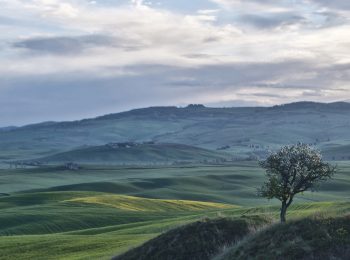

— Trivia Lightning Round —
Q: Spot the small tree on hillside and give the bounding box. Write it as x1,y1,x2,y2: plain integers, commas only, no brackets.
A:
258,144,336,223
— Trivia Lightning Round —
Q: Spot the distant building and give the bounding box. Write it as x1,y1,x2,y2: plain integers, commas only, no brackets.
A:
65,162,80,170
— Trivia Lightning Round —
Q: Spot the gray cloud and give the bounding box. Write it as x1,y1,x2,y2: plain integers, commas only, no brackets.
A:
1,0,350,126
214,0,350,10
13,35,143,55
310,0,350,10
1,59,348,126
239,12,306,29
0,16,19,26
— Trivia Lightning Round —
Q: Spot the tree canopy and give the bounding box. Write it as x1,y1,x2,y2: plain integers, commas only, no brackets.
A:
259,143,336,222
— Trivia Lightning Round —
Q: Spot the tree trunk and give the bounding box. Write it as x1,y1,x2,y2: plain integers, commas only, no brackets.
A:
280,201,287,223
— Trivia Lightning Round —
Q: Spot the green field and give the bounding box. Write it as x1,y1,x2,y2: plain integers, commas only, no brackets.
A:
0,161,349,259
22,143,230,165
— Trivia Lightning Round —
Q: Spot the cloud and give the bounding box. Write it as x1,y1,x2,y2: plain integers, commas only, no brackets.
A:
210,0,291,11
12,35,145,55
309,1,350,10
0,0,349,125
239,12,307,29
212,0,350,11
13,35,115,54
21,0,80,18
131,0,144,7
0,60,349,126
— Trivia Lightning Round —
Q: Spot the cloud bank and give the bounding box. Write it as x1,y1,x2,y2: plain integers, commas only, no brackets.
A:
0,0,349,125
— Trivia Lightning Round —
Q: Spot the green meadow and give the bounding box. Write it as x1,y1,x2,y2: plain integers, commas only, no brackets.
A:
0,162,349,259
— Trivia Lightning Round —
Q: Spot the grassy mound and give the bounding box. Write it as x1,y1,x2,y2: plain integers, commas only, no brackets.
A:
0,191,239,236
113,217,270,260
219,215,350,260
30,143,229,165
67,194,236,212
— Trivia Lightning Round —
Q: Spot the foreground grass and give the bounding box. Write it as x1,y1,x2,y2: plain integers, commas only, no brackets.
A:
0,233,155,260
218,214,350,260
0,195,349,260
113,217,271,260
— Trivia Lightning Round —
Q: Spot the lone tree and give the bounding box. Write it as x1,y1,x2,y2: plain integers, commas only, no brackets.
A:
258,144,336,223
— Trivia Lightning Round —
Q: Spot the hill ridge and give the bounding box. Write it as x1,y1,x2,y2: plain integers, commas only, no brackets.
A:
5,101,350,130
2,101,350,161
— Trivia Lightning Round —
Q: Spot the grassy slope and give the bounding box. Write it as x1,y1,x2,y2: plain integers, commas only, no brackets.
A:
0,191,238,259
116,214,350,260
218,215,350,260
323,144,350,160
30,143,230,165
0,197,349,260
0,191,237,236
0,233,157,260
113,217,271,260
1,162,349,205
0,162,349,259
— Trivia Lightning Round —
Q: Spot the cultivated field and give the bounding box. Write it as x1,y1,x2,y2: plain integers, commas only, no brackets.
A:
0,162,349,259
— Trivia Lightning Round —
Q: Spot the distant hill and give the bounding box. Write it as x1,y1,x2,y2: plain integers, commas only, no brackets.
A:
322,144,350,161
1,101,350,161
27,143,230,165
0,126,17,132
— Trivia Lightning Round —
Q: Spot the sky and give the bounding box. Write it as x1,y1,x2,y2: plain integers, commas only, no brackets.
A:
0,0,350,126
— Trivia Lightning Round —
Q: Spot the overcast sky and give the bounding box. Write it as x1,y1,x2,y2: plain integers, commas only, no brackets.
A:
1,0,350,126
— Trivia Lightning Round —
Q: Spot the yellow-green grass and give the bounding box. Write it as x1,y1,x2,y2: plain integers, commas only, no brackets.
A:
0,233,156,260
66,194,237,212
0,190,349,260
0,191,219,236
0,192,238,260
0,202,348,260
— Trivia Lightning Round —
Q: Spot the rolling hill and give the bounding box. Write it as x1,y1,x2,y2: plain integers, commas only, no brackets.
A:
25,143,230,165
0,183,348,259
114,214,350,260
1,101,350,162
218,215,350,260
113,217,269,260
0,162,349,259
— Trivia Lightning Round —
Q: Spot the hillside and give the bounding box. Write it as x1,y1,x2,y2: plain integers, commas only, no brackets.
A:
1,102,350,161
3,162,350,205
114,214,350,260
219,215,350,260
113,217,270,260
26,143,230,165
0,160,349,259
322,144,350,161
0,191,237,237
